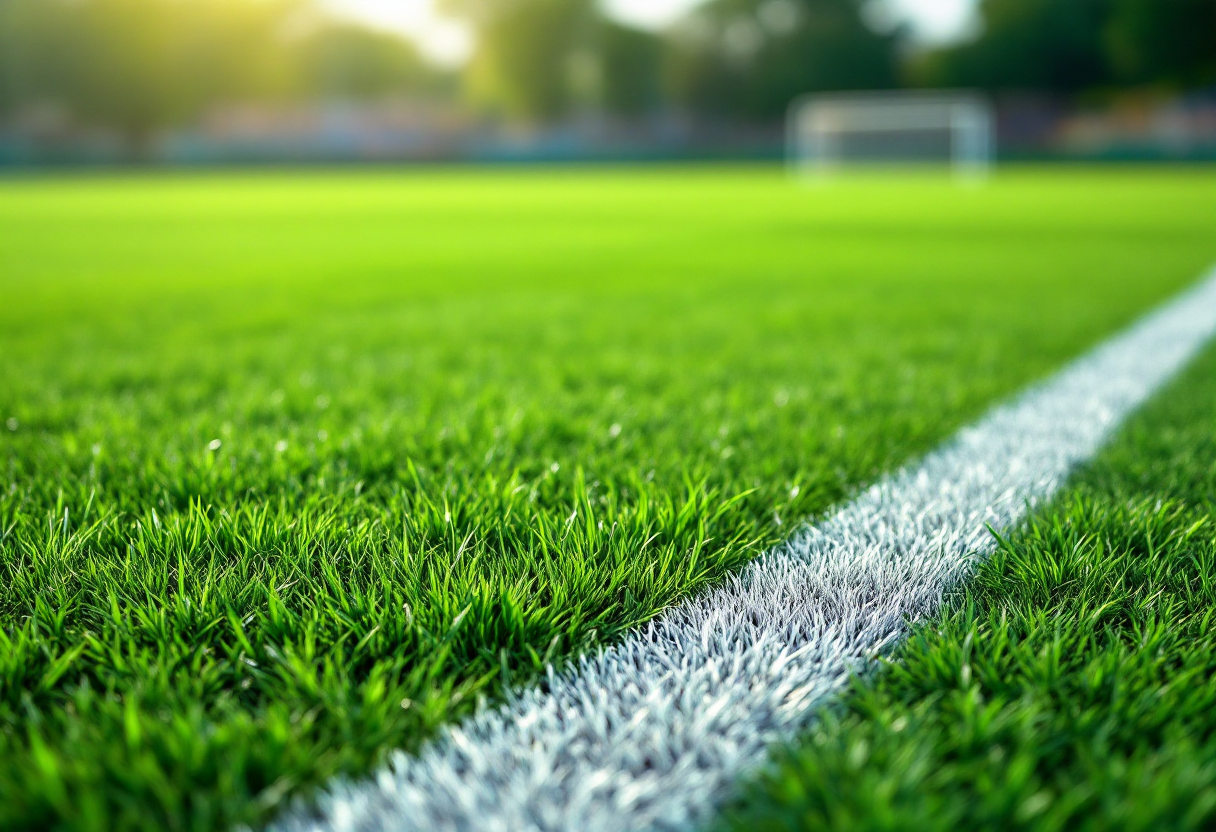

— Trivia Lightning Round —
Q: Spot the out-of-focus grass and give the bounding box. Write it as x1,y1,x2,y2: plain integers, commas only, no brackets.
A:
718,303,1216,832
0,166,1213,831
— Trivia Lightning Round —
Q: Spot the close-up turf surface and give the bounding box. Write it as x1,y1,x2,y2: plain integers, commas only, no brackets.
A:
1,166,1215,831
718,333,1216,832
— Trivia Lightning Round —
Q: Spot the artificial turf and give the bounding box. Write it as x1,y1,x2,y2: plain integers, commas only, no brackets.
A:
718,308,1216,832
1,166,1214,831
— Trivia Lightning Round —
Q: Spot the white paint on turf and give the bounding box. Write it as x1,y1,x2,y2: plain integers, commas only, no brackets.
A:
274,268,1216,832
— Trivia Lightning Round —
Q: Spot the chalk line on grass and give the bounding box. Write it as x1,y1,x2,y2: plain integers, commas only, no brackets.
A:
274,268,1216,832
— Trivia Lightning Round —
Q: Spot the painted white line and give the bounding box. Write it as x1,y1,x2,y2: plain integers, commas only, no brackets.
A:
275,268,1216,832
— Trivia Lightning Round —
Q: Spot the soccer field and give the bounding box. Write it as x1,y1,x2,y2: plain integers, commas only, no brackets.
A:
2,166,1215,831
719,332,1216,832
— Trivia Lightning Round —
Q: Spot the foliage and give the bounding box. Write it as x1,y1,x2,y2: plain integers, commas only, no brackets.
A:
3,0,1214,138
918,0,1111,93
0,0,444,148
446,0,590,119
665,0,898,120
1,167,1214,830
600,22,664,117
443,0,665,120
1104,0,1216,88
719,309,1216,832
920,0,1216,93
297,23,444,101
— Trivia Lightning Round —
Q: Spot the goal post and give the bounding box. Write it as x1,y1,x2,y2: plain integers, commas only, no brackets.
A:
787,91,995,178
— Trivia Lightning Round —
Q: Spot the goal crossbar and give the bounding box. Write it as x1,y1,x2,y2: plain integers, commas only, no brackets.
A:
788,91,994,177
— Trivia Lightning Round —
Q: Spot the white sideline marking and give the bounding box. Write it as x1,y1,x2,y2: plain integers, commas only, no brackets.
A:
275,269,1216,832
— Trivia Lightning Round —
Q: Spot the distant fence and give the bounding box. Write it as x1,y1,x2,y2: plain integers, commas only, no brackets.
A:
3,96,1215,168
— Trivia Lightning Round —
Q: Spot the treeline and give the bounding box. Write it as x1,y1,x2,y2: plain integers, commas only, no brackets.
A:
2,0,1214,144
0,0,449,143
470,0,1215,119
921,0,1216,95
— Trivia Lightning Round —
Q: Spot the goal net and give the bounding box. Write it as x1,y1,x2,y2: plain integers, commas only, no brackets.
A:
787,91,994,178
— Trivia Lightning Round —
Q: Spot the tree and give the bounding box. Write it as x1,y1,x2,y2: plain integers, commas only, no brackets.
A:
441,0,597,121
298,23,442,100
918,0,1114,93
665,0,900,121
918,0,1216,95
0,0,299,150
600,22,663,117
0,0,446,154
1105,0,1216,88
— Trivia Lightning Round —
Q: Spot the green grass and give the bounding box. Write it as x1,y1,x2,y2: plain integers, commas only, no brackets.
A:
718,305,1216,832
1,166,1214,832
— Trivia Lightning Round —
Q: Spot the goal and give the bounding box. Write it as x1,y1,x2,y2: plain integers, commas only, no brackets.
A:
787,91,994,178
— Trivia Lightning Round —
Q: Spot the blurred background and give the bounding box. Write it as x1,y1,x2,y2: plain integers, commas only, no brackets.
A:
0,0,1213,166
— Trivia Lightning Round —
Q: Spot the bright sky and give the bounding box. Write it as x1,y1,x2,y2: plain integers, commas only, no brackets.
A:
322,0,978,66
